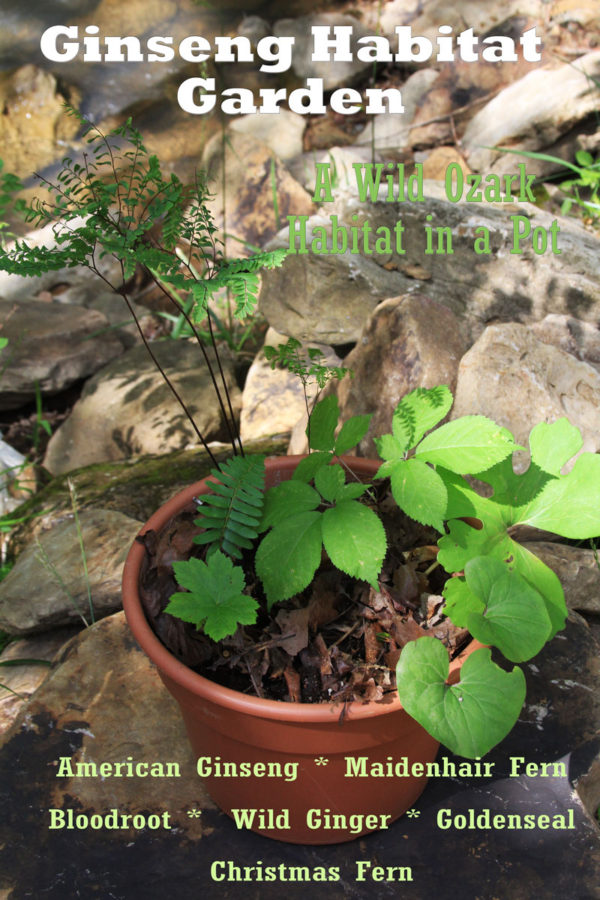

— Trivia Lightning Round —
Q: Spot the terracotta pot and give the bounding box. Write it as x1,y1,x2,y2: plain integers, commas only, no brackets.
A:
122,456,479,845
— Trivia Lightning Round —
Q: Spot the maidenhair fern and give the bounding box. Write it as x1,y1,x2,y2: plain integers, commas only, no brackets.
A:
0,109,288,465
194,455,266,559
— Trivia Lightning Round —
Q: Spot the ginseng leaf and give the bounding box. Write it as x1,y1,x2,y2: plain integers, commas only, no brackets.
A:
321,500,386,589
334,414,372,455
166,552,258,642
397,639,526,759
255,511,323,607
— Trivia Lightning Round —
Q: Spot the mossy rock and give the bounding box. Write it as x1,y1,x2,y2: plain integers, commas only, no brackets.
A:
6,437,288,560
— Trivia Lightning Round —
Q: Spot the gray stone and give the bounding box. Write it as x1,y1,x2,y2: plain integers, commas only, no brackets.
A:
240,329,324,443
201,131,315,257
0,627,79,733
7,437,289,561
524,541,600,615
451,321,600,466
230,109,306,161
380,0,543,40
531,313,600,369
259,216,404,344
0,299,123,410
336,295,465,456
463,50,600,173
261,181,600,345
0,509,143,635
43,340,241,476
273,13,373,90
354,69,440,153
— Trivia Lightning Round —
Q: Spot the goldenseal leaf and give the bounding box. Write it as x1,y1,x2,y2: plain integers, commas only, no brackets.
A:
415,416,519,473
397,639,526,759
166,552,258,642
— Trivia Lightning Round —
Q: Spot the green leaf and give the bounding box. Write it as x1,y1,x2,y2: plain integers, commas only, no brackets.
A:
334,414,372,455
307,395,339,451
528,418,582,476
392,385,453,452
255,510,323,606
520,453,600,538
166,552,258,642
462,557,552,662
260,480,320,531
374,432,406,463
396,639,526,758
415,416,519,473
314,463,345,501
442,577,484,627
321,500,386,588
337,481,369,500
388,458,448,532
291,451,332,483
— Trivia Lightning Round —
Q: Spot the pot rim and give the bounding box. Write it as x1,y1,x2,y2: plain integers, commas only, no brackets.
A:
122,454,476,724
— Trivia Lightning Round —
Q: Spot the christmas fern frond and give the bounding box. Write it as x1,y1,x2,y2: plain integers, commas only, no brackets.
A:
194,455,266,559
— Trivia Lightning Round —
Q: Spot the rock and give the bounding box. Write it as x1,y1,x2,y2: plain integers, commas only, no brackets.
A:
273,13,374,90
354,69,440,154
287,145,381,196
43,340,242,476
0,65,79,178
420,146,472,180
0,218,124,302
241,329,340,443
0,627,79,733
451,322,600,464
259,216,403,344
524,541,600,614
230,109,306,161
463,50,600,173
261,181,600,345
0,509,143,635
335,295,465,456
7,436,289,560
0,299,123,410
0,436,27,516
201,132,315,256
380,0,543,39
531,313,600,369
0,612,212,846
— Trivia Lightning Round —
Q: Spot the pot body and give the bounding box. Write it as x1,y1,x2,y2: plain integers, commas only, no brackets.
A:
122,456,477,844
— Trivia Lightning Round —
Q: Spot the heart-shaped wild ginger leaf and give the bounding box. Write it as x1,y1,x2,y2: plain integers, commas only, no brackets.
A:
396,638,526,758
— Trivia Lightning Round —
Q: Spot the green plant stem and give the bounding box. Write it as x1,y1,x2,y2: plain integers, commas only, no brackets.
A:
68,478,94,626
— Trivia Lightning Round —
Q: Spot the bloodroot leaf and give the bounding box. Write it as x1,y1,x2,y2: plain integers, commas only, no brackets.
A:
396,638,526,758
166,551,258,642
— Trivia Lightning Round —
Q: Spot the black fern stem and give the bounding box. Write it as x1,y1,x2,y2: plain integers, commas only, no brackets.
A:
117,286,221,468
146,272,241,456
206,304,244,457
93,262,221,469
